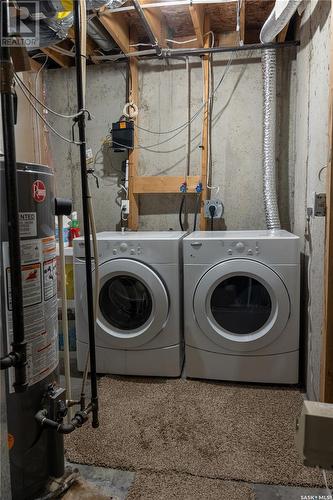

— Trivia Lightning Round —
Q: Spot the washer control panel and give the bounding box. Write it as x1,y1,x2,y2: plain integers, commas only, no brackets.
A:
226,240,260,257
109,242,143,257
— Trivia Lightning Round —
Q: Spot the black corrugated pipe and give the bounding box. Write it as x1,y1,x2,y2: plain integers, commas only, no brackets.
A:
73,0,99,428
0,0,28,392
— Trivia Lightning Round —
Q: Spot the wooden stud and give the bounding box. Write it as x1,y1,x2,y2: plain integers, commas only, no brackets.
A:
98,7,130,54
320,0,333,403
239,0,246,45
41,47,72,68
199,14,210,231
132,175,201,193
128,43,140,230
189,4,205,46
138,0,167,48
217,31,239,47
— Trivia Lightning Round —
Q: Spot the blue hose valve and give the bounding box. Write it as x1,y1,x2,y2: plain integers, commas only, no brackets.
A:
180,182,187,193
196,182,203,193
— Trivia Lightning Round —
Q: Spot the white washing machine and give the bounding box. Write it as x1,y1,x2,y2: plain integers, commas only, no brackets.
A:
183,230,300,384
74,231,186,377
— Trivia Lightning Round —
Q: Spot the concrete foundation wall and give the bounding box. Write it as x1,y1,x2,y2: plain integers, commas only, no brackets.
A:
294,0,331,400
45,49,296,233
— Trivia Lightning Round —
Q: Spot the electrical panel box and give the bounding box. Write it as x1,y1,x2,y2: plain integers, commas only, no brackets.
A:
112,121,134,152
295,400,333,469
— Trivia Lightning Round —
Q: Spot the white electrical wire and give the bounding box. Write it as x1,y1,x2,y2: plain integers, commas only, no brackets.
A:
133,51,234,137
15,76,82,145
206,53,220,193
129,43,154,47
34,55,49,164
14,73,92,120
48,44,76,57
109,53,236,154
204,30,215,48
166,37,197,45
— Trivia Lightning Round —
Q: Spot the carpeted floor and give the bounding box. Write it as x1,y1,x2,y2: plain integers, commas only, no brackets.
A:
127,472,255,500
65,376,333,494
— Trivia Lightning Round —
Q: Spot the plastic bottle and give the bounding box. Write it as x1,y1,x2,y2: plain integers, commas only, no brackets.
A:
69,211,80,246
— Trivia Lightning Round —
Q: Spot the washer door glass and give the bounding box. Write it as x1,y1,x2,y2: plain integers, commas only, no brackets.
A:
210,276,272,335
99,275,153,331
193,259,290,352
81,258,170,349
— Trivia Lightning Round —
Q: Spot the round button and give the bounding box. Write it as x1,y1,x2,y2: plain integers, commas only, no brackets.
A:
120,243,128,252
130,249,135,255
113,249,117,255
236,242,245,252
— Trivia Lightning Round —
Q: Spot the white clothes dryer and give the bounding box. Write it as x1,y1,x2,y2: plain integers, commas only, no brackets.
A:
183,230,300,383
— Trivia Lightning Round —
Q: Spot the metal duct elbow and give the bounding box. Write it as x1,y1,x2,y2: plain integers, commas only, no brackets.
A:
86,0,128,9
262,48,281,230
260,0,303,44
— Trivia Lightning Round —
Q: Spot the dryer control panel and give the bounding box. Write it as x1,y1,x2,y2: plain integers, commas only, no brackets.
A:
185,237,299,265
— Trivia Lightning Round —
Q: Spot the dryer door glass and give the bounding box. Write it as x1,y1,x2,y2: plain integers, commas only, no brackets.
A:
210,276,272,334
99,276,153,331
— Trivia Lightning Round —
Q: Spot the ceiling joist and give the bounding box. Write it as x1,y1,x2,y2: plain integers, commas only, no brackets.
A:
98,7,130,54
41,47,72,68
139,0,168,48
189,4,205,46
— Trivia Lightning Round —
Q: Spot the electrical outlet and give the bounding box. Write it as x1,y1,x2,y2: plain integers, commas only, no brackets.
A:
121,200,129,215
314,193,326,217
204,200,224,219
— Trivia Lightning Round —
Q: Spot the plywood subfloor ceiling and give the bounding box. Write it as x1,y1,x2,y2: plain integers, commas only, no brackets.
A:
19,0,294,71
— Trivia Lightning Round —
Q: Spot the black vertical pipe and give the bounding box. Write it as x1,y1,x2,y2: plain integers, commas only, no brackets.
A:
0,0,27,391
73,0,99,428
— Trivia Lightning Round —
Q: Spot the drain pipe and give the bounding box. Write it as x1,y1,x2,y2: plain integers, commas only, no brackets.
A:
0,0,28,391
73,0,99,428
262,48,281,230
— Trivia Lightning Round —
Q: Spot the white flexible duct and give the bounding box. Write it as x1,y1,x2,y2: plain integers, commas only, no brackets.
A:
260,0,303,44
262,48,281,230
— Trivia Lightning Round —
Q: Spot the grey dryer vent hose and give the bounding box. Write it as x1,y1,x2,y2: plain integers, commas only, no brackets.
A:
262,48,281,230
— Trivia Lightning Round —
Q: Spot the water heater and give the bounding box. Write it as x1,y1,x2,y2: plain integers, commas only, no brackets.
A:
0,161,63,500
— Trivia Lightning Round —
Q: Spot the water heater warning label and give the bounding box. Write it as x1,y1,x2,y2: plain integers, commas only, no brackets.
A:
6,263,42,310
19,212,37,237
3,238,58,391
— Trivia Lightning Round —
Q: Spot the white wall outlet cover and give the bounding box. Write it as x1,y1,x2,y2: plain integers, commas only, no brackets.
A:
204,200,224,219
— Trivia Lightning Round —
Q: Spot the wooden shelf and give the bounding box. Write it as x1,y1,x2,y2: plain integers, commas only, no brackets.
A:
132,175,201,194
